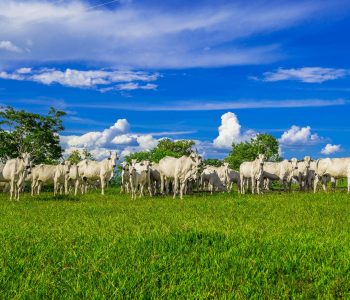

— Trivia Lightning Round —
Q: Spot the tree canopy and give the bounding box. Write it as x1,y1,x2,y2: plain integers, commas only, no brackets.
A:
66,149,95,164
224,134,281,170
203,158,223,167
124,139,195,163
0,106,66,164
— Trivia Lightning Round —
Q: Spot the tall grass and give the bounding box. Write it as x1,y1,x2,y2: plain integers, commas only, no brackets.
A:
0,189,349,298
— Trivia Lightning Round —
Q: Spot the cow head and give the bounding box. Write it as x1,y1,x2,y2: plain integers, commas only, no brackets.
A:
143,160,151,171
108,151,119,168
121,161,129,171
130,159,137,172
289,158,299,177
303,156,312,169
64,160,72,174
257,154,266,166
190,152,202,166
20,152,32,170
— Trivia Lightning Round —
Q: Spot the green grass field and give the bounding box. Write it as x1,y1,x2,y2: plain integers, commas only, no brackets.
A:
0,189,349,299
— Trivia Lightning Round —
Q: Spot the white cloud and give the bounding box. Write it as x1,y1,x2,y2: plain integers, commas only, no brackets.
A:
0,0,333,68
0,68,159,91
321,144,341,155
71,98,346,111
61,118,159,160
136,135,158,150
279,125,320,145
63,119,130,149
16,67,32,74
261,67,349,83
213,112,255,149
112,134,134,145
0,40,23,53
116,83,158,91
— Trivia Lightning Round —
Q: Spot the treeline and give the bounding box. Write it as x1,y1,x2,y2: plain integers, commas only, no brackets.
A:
0,106,282,169
0,106,66,164
125,134,281,170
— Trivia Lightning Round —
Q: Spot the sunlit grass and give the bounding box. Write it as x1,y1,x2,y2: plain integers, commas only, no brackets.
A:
0,188,349,298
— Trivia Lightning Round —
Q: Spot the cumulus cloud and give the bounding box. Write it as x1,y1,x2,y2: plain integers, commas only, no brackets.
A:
213,112,255,149
321,144,341,155
261,67,349,83
0,68,159,91
279,125,320,145
0,40,23,53
136,135,158,150
61,118,159,159
0,0,333,68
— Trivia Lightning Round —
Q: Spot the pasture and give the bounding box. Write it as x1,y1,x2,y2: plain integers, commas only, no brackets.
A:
0,189,349,298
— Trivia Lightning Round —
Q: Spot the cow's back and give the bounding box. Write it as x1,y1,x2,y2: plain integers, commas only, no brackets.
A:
33,165,56,183
317,158,350,178
158,157,178,178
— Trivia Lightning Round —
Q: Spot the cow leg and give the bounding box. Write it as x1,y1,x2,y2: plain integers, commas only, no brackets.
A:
16,185,20,201
160,175,165,195
74,180,79,196
65,179,69,195
180,180,186,199
322,177,328,192
240,175,244,194
54,180,57,196
256,179,260,195
313,176,319,193
251,178,256,194
173,177,178,199
140,184,144,198
100,177,105,195
38,182,42,195
148,184,153,197
31,180,36,196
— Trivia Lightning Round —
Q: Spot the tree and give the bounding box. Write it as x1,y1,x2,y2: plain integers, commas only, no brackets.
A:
0,106,66,164
151,139,195,162
82,149,95,160
224,134,281,170
124,139,196,163
203,158,223,167
66,149,95,164
66,150,82,165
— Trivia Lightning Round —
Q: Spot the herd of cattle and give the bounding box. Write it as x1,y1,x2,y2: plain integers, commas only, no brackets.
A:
0,151,349,201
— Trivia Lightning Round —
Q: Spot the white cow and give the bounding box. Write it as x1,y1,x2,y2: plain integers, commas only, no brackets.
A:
120,161,130,194
294,156,312,191
239,154,266,194
31,161,70,196
65,163,81,196
263,158,299,192
159,152,202,199
149,163,161,195
77,151,118,195
227,169,240,192
0,153,32,200
129,160,152,200
314,158,350,193
207,170,226,194
201,163,229,191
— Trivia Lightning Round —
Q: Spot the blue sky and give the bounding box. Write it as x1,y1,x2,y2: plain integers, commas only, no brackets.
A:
0,0,350,160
